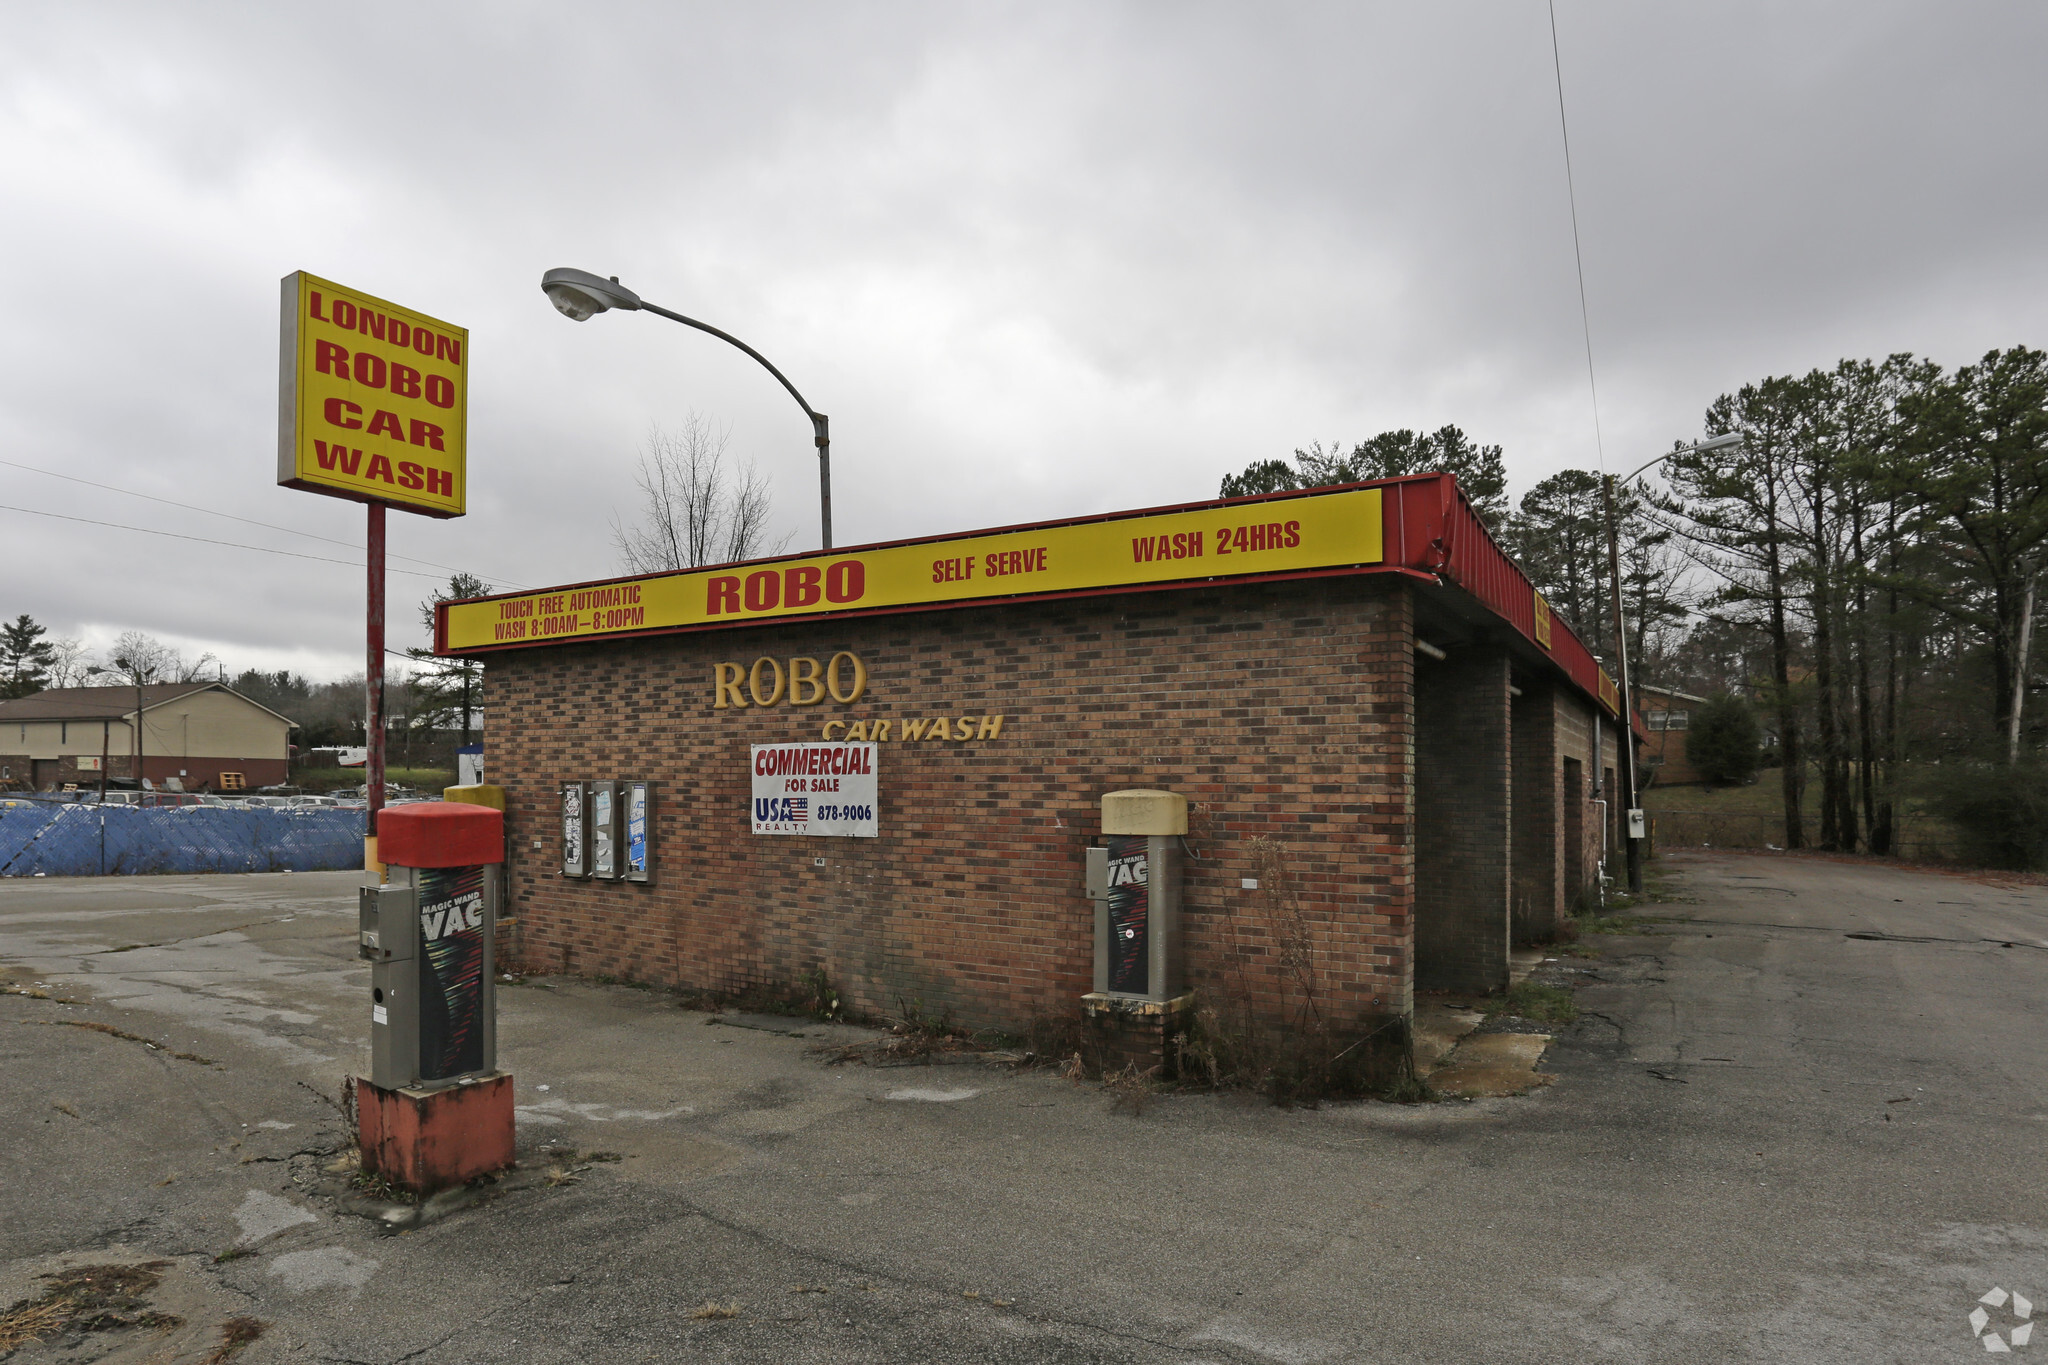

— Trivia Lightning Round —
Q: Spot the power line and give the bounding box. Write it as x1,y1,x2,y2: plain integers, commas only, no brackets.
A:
1548,0,1607,473
0,502,450,579
0,456,524,587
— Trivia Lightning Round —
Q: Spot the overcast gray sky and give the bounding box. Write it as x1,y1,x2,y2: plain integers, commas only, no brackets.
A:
4,2,2044,681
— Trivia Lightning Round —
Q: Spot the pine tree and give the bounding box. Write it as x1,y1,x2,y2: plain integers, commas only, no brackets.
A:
1688,694,1764,786
1217,426,1511,530
407,574,491,748
0,614,58,698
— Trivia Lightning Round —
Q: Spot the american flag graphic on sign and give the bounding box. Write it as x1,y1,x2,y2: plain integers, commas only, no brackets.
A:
788,798,808,821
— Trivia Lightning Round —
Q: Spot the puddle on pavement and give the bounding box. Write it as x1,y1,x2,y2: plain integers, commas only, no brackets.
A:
1426,1034,1557,1098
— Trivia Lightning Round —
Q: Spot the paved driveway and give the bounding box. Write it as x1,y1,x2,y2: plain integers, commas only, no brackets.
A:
1,853,2043,1363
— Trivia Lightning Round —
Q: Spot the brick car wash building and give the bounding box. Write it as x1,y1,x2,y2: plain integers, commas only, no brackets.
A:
438,474,1625,1051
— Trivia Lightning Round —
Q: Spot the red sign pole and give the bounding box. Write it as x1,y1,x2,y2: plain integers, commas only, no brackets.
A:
367,503,387,871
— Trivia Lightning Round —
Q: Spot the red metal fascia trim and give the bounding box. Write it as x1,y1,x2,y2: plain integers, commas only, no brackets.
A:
441,561,1431,658
1386,471,1619,719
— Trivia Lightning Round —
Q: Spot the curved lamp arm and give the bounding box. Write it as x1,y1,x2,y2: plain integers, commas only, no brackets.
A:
541,267,834,548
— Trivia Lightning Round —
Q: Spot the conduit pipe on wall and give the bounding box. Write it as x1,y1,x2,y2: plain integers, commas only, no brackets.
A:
1414,639,1448,661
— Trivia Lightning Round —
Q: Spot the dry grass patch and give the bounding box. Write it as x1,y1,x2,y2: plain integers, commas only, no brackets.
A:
688,1301,742,1320
200,1315,268,1363
0,1262,180,1354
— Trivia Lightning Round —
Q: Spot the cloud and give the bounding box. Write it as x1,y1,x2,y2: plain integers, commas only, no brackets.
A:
2,2,2044,677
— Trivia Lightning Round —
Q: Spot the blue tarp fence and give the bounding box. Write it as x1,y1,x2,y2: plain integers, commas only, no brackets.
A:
0,803,367,876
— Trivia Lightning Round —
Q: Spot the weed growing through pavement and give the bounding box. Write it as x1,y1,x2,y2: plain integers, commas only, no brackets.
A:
535,1144,624,1187
814,995,1006,1067
805,966,843,1021
1103,1063,1156,1116
1485,981,1579,1025
1376,1074,1437,1104
681,966,850,1024
347,1168,419,1204
689,1301,742,1320
29,1019,215,1065
1579,912,1665,935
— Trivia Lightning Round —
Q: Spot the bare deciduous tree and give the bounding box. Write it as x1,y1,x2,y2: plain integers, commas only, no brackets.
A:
611,414,789,572
101,631,218,685
45,636,94,688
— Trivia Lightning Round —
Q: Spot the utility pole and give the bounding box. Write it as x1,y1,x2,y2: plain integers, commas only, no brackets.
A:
1602,473,1643,894
1592,435,1742,895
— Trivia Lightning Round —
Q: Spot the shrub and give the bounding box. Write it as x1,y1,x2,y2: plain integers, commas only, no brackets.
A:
1921,761,2048,870
1173,836,1420,1105
1687,693,1763,785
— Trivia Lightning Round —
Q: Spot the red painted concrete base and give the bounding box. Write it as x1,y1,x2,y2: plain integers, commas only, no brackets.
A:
357,1073,515,1195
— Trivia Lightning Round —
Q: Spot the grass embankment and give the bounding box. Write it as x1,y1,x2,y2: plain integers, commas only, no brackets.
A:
1642,764,1963,860
288,767,455,795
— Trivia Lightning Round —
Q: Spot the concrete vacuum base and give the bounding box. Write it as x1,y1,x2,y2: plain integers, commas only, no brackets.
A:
358,1072,515,1194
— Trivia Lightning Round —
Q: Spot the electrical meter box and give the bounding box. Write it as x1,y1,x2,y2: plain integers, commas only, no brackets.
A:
364,802,503,1091
1084,789,1186,1002
1627,808,1647,840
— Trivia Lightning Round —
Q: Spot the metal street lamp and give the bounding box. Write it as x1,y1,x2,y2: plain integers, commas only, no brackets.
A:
1602,431,1742,894
540,267,836,549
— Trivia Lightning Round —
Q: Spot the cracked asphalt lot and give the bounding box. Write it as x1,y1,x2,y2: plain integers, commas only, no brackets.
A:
2,856,2045,1363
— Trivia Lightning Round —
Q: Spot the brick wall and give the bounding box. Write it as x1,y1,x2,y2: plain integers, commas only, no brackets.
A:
1640,692,1702,786
1511,682,1621,933
1510,683,1562,944
487,576,1417,1034
1413,646,1511,993
1553,697,1621,899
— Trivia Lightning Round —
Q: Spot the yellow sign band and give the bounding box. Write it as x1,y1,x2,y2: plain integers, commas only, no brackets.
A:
443,487,1385,651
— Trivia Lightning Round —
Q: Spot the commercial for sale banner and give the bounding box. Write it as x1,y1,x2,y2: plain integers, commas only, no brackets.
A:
439,485,1386,652
751,742,878,838
278,271,469,517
